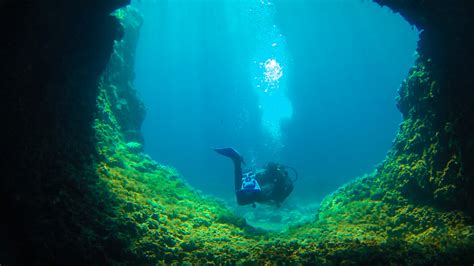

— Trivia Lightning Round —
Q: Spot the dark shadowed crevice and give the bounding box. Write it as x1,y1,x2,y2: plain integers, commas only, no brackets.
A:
1,0,130,264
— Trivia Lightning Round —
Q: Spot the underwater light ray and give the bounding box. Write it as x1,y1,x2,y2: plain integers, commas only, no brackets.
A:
248,0,293,154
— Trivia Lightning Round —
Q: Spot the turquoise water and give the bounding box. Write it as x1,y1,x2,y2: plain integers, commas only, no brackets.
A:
133,0,418,205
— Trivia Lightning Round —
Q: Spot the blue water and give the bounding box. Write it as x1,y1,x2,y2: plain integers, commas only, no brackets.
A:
133,0,418,204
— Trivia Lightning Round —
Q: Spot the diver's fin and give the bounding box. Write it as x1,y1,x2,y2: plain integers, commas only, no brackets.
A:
213,147,245,165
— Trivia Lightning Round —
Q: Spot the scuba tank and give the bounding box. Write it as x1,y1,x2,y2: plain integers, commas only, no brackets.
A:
255,162,298,206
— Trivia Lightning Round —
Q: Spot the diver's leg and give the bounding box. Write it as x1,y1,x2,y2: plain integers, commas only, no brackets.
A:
214,148,258,205
213,148,244,191
227,155,251,205
233,161,242,191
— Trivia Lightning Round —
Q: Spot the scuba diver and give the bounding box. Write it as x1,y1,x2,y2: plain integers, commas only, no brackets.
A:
214,147,297,207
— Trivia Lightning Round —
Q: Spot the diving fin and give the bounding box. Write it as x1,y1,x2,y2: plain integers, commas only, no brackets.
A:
213,147,245,165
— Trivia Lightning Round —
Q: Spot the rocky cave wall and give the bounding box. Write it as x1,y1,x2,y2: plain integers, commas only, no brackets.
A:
1,0,130,264
101,8,146,144
1,0,473,264
373,0,474,213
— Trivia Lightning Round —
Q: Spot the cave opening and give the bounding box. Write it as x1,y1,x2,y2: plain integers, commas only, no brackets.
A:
4,0,474,263
131,0,418,229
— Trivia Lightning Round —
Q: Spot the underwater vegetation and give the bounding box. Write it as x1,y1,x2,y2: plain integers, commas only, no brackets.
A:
1,0,473,264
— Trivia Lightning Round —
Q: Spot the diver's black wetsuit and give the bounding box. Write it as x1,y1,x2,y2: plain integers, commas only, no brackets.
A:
214,147,294,206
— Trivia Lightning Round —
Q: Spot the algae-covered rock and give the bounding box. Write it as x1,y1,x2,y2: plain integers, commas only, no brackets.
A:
125,141,143,153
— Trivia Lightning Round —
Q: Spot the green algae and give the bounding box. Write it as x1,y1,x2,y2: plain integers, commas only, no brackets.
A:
90,5,474,264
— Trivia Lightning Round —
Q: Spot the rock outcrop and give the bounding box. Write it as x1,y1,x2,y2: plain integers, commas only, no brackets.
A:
1,0,130,264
